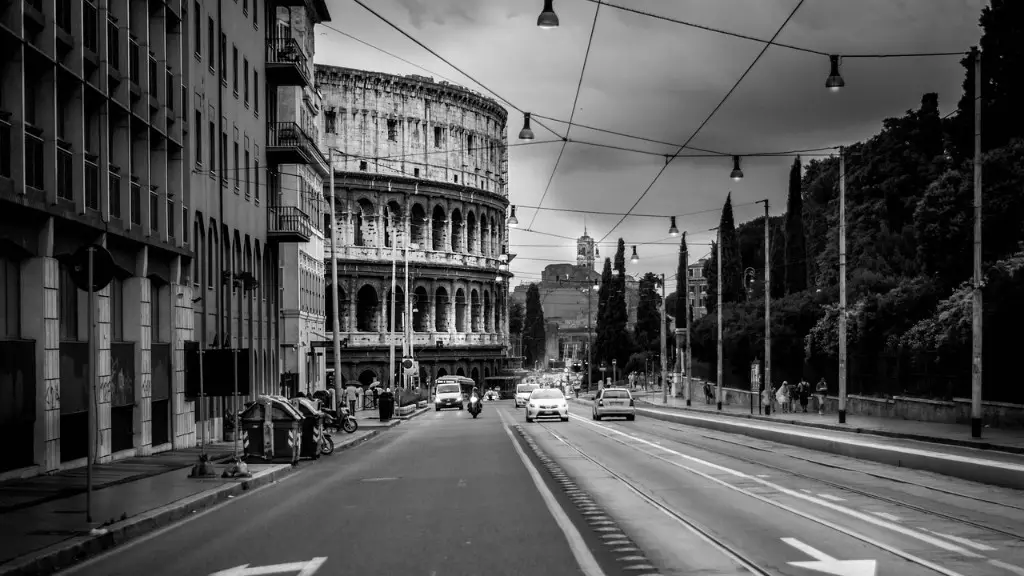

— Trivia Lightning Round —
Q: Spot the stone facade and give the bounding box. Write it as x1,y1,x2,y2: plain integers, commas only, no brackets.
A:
317,66,512,389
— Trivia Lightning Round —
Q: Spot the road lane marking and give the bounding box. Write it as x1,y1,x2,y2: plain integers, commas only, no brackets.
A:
921,529,997,551
817,494,846,502
990,559,1024,575
781,538,877,576
569,414,974,574
496,410,607,576
209,557,328,576
872,512,901,522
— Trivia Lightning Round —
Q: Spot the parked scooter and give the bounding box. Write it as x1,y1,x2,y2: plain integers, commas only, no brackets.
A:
321,429,335,455
468,395,482,418
323,406,359,434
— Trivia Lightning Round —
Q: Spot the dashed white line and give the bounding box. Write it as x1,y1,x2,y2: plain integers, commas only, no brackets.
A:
990,559,1024,575
817,494,846,502
922,529,997,552
872,512,901,522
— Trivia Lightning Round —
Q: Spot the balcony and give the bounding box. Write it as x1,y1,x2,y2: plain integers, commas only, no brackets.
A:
268,205,312,243
109,168,122,219
129,178,141,225
56,142,73,201
266,122,329,176
265,38,310,88
84,154,99,210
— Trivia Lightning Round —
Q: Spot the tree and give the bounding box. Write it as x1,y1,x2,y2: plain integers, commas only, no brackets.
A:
509,301,525,335
633,272,662,353
599,239,633,369
785,157,808,294
704,241,718,315
595,258,614,365
719,194,744,304
523,284,546,368
675,234,689,327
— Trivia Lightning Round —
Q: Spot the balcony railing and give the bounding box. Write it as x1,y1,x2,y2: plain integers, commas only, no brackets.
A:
130,178,141,225
326,244,503,271
25,130,44,190
109,168,121,218
56,142,73,201
149,189,159,231
268,205,312,243
85,154,99,209
0,112,10,178
266,121,328,173
265,38,310,86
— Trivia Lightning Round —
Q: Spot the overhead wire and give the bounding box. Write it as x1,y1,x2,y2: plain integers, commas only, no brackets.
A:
598,0,808,244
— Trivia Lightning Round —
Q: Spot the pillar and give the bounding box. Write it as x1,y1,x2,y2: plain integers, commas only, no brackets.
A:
123,276,152,455
173,279,196,449
23,221,60,471
95,281,112,462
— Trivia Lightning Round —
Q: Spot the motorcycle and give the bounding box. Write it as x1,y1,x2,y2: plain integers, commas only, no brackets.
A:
321,430,335,455
323,406,359,434
468,395,482,418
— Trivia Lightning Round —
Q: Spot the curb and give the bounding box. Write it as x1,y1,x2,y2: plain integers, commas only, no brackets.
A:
632,399,1024,456
513,425,662,575
0,431,381,576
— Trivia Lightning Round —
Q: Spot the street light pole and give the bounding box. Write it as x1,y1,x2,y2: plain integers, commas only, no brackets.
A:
762,199,771,407
716,226,723,411
661,273,668,404
682,232,690,406
970,45,984,439
838,147,848,424
389,216,397,390
587,287,593,393
327,150,342,397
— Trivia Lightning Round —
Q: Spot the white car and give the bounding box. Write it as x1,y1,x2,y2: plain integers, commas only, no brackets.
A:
526,388,569,423
514,383,539,408
434,383,464,411
592,387,635,421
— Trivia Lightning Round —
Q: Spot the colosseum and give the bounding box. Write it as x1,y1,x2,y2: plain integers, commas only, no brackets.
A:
316,65,513,390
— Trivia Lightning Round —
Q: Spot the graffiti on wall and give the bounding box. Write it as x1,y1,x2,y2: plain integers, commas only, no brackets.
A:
109,343,135,407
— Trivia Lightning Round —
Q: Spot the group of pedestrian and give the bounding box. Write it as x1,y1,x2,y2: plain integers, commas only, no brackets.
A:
763,377,830,415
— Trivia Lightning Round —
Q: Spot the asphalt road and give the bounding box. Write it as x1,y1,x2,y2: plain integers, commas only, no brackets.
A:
58,401,634,576
516,400,1024,576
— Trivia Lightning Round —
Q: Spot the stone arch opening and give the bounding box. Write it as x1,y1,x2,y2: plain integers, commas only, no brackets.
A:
413,286,429,332
386,286,405,332
470,289,481,332
355,199,375,247
434,286,448,332
471,367,480,385
489,215,498,256
411,203,427,247
481,215,491,256
454,288,467,333
484,366,491,379
383,200,403,248
466,211,477,254
358,369,378,386
431,205,446,251
356,285,379,332
483,289,492,332
456,366,466,377
436,367,448,379
326,285,349,331
450,208,463,253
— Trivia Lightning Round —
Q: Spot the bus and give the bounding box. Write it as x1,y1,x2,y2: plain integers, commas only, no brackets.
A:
432,375,476,400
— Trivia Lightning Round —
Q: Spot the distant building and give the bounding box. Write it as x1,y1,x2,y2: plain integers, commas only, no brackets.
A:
686,259,709,320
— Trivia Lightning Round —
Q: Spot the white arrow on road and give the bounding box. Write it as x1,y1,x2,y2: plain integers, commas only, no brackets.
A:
210,557,327,576
782,538,877,576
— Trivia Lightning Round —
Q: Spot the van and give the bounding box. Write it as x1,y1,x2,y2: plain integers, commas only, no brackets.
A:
434,382,464,411
514,383,539,408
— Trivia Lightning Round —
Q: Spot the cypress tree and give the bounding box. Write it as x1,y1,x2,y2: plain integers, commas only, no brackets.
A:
785,157,808,293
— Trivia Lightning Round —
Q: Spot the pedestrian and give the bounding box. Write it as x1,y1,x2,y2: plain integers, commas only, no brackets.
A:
761,384,773,415
776,381,790,414
346,382,358,415
798,380,811,413
816,378,828,415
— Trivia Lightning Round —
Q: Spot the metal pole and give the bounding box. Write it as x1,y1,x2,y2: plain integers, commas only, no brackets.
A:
838,147,848,424
971,46,983,439
661,273,668,404
716,228,723,411
86,247,95,523
683,233,691,406
199,350,205,454
232,348,239,457
587,290,592,392
328,150,342,397
764,199,771,411
389,218,397,392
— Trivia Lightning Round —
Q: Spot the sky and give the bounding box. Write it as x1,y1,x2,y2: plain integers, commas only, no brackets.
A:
314,0,988,291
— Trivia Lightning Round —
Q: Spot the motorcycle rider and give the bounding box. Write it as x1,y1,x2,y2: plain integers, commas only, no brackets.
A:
470,386,482,412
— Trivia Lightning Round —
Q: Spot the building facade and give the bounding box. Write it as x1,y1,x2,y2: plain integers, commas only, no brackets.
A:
316,66,511,387
686,259,708,320
1,0,192,475
265,1,330,397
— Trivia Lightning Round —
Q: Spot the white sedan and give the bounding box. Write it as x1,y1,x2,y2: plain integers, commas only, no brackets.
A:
525,388,570,423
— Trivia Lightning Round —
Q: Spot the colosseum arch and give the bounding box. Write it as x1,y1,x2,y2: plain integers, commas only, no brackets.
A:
480,215,491,256
466,211,477,254
489,215,498,257
436,367,448,379
413,286,429,331
470,289,481,332
454,288,467,332
411,203,427,247
450,208,463,253
386,286,405,331
358,369,378,386
431,205,446,251
383,200,403,248
483,289,492,332
355,198,376,247
471,367,480,385
434,286,448,332
356,284,380,332
456,366,466,377
326,284,349,332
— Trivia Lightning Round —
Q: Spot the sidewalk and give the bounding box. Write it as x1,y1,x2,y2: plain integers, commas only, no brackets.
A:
0,431,381,576
630,390,1024,454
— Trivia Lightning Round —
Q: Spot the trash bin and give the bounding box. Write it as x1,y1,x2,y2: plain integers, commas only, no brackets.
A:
290,397,324,460
238,395,303,465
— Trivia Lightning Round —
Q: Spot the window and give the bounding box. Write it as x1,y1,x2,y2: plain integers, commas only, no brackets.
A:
150,189,159,231
232,45,238,94
467,134,474,153
207,17,214,72
0,256,20,338
194,110,202,165
254,158,260,201
193,2,202,58
244,150,250,196
208,120,216,172
359,161,367,171
434,126,442,148
110,277,123,342
253,0,258,26
152,288,163,343
387,119,397,142
221,131,228,181
324,112,335,134
168,198,175,238
59,265,79,340
243,58,249,103
414,167,420,177
183,207,190,243
243,0,248,13
233,141,239,190
253,71,259,114
207,229,216,288
220,33,227,82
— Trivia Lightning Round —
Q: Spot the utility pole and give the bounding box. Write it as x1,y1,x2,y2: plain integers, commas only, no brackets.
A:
684,233,691,407
838,147,847,424
661,273,668,404
328,150,342,398
716,227,723,411
389,216,397,390
971,45,983,439
762,199,771,406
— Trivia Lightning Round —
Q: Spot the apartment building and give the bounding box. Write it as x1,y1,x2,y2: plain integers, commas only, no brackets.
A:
265,1,330,397
0,0,192,475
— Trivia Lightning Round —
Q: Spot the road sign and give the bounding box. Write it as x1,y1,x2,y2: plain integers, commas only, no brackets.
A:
782,538,876,576
210,558,327,576
68,244,115,292
750,359,761,392
401,358,418,376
